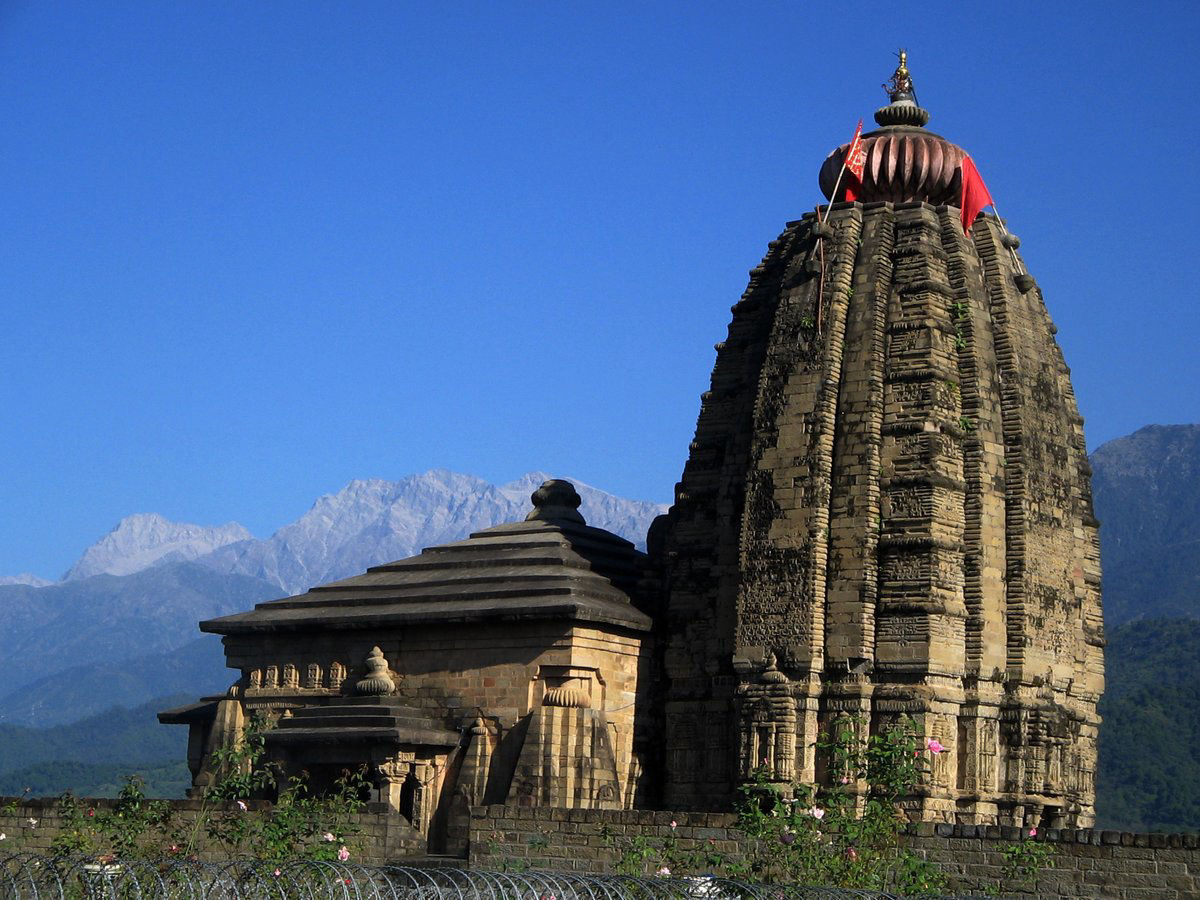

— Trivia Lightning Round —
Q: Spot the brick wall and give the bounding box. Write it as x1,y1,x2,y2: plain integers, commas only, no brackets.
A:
468,805,1200,898
0,796,423,864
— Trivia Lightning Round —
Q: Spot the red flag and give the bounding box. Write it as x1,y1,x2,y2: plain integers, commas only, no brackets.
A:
844,119,867,180
959,155,994,232
840,120,867,202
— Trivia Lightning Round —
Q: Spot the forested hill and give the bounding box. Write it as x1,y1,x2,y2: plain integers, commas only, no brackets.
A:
0,696,191,798
1095,618,1200,831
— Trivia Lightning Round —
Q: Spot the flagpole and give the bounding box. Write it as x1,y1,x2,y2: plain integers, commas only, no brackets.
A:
814,126,861,333
819,164,850,227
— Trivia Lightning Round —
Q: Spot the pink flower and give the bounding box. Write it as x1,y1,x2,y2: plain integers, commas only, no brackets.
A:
809,807,825,820
87,808,95,818
273,869,281,877
1029,827,1038,837
337,846,350,862
926,738,944,754
846,846,858,861
322,832,335,842
235,800,248,812
669,820,677,829
840,775,850,784
657,866,671,876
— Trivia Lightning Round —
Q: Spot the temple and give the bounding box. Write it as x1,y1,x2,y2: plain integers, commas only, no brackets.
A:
163,55,1104,846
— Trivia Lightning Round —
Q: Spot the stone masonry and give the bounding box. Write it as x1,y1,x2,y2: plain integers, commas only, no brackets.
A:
657,59,1102,826
161,57,1104,849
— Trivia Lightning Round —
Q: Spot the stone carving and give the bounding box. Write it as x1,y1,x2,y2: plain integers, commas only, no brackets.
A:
329,662,346,691
355,646,395,696
736,655,796,783
538,666,595,709
305,663,321,690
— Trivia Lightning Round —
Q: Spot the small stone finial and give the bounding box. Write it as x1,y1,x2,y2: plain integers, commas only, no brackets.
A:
760,652,788,684
355,646,396,696
524,478,586,524
875,49,930,128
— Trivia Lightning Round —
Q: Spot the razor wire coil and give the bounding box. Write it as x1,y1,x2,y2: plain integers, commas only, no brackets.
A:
0,854,980,899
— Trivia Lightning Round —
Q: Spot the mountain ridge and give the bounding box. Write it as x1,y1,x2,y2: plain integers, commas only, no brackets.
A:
1091,424,1200,624
22,470,666,596
62,513,253,582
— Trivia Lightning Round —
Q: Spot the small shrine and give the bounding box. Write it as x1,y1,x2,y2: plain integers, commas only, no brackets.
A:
164,479,654,851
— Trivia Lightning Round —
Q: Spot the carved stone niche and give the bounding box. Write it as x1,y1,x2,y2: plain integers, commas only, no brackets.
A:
373,749,447,836
536,665,598,709
735,653,796,784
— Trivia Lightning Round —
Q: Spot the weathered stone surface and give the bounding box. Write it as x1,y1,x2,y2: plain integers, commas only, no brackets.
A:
165,482,657,852
658,78,1101,825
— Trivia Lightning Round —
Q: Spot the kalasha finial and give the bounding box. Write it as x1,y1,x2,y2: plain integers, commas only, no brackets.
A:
874,49,930,128
525,478,585,524
884,49,914,102
355,646,395,696
819,49,963,203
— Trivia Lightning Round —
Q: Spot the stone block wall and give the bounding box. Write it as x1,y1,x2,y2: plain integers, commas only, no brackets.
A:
6,794,1199,897
467,805,1200,898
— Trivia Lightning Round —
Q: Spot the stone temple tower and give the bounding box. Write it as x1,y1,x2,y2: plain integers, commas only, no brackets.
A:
658,56,1103,828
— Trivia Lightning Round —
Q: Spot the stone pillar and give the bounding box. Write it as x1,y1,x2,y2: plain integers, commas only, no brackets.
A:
456,717,495,805
375,751,415,820
194,688,246,792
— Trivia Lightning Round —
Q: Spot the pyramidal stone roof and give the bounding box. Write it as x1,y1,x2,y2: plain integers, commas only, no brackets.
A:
200,479,652,635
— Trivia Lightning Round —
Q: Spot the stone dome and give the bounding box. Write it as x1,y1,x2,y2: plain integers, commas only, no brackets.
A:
819,126,965,205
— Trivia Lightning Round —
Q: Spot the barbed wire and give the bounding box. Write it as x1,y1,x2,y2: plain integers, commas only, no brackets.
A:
0,854,982,899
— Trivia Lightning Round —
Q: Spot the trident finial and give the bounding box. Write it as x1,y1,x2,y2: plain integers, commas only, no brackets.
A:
883,48,915,103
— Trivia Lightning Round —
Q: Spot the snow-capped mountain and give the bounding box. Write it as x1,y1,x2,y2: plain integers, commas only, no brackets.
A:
0,573,54,587
198,470,667,595
62,514,253,581
0,470,666,725
42,471,667,597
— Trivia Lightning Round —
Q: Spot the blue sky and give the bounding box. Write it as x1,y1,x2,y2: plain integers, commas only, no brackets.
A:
2,1,1198,578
